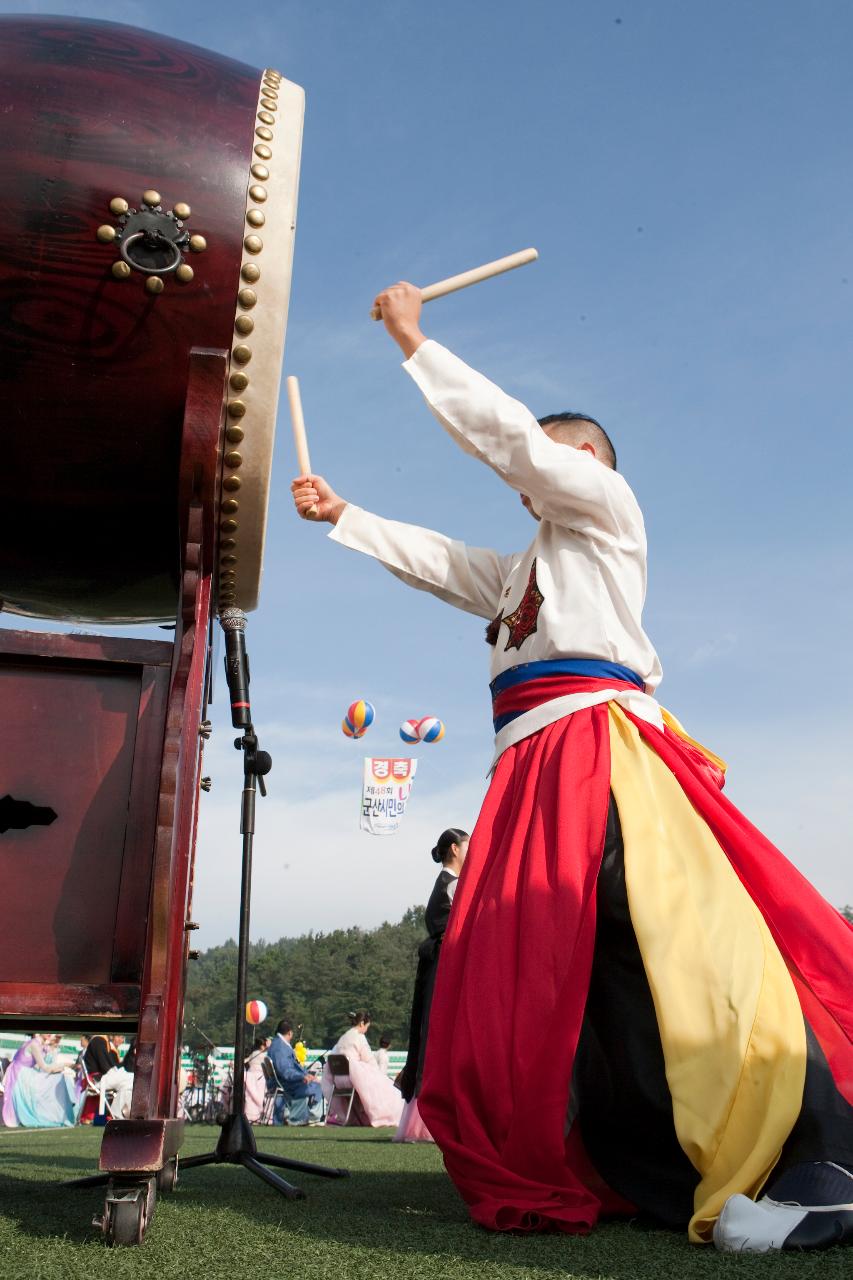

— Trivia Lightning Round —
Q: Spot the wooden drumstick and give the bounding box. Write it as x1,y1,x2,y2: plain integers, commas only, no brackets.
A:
286,375,318,518
370,247,538,320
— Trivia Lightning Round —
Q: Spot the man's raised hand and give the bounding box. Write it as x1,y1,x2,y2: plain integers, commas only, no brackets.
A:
290,473,347,525
372,281,426,359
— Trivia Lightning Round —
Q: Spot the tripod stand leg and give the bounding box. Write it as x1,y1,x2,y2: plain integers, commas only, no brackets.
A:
241,1153,306,1200
255,1151,349,1179
177,1151,221,1170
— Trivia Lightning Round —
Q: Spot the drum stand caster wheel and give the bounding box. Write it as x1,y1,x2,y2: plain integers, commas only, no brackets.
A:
157,1158,178,1193
93,1177,157,1247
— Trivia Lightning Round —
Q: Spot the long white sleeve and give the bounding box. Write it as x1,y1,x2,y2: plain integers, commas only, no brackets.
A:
403,340,640,542
329,504,515,621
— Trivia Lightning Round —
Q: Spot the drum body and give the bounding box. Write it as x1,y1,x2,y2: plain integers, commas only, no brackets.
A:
0,17,303,621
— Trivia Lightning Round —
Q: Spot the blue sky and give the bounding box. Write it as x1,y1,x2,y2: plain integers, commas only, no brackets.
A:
4,1,851,944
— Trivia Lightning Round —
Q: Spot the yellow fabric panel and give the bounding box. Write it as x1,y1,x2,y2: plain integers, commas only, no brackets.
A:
659,706,728,778
607,705,806,1243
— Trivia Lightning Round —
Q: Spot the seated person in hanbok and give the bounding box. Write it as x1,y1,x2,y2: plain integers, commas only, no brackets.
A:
1,1033,83,1128
323,1011,404,1128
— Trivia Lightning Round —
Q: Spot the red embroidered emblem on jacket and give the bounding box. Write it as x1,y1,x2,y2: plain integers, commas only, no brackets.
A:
500,559,545,651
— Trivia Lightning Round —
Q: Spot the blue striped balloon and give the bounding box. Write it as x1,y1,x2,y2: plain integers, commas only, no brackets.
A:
399,719,420,744
418,717,445,743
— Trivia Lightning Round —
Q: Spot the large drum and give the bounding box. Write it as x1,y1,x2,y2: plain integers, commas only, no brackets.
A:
0,16,303,622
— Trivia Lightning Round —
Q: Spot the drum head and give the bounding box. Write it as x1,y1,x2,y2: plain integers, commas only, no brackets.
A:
0,18,303,622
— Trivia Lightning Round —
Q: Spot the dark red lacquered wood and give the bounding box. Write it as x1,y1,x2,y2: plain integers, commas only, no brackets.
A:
130,347,222,1125
0,631,171,1003
0,17,261,621
0,350,224,1185
99,1117,184,1174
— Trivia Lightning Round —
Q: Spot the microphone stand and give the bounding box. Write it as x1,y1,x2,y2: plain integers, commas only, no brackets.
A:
177,611,348,1198
186,1020,217,1119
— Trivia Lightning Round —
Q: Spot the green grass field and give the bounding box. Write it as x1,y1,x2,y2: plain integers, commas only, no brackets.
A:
0,1125,848,1280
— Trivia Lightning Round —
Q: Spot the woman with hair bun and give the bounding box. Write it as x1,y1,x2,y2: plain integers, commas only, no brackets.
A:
395,827,469,1142
323,1010,403,1127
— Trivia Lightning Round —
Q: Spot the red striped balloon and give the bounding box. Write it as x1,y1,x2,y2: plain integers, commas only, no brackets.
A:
245,999,268,1024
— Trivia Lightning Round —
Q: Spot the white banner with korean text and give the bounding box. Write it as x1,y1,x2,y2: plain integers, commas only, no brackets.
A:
360,757,418,835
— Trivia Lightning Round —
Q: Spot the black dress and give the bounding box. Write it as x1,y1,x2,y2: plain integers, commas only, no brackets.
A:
399,868,457,1103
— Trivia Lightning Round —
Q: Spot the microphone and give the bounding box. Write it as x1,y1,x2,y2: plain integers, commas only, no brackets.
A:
219,607,251,728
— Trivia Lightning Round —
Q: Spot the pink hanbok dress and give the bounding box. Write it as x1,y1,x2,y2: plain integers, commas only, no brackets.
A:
394,1097,434,1143
1,1039,82,1128
322,1029,403,1127
243,1050,268,1123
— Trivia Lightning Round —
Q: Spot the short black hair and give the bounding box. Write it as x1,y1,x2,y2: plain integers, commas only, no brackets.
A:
379,1036,391,1048
275,1019,293,1036
538,412,617,471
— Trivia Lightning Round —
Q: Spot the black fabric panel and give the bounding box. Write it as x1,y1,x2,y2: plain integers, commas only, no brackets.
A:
573,795,699,1228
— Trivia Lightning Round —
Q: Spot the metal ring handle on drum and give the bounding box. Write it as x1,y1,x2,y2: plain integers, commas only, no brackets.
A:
120,231,183,276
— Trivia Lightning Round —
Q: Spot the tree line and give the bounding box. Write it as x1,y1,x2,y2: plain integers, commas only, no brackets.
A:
186,902,853,1051
184,906,426,1050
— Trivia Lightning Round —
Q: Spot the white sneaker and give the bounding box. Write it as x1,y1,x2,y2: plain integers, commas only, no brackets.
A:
714,1163,853,1253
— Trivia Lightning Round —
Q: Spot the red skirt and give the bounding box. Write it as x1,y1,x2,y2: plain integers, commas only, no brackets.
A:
418,702,853,1233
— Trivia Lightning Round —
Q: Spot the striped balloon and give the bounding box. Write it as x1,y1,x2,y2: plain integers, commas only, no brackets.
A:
346,699,375,733
418,717,445,743
245,999,268,1025
342,718,365,739
399,719,421,744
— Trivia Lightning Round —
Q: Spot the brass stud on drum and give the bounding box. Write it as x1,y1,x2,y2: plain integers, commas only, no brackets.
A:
229,371,249,391
255,126,273,141
225,451,243,468
260,99,277,111
254,144,272,160
97,224,117,243
238,288,257,309
143,189,162,207
226,426,245,443
176,264,195,283
173,201,191,219
189,235,207,253
246,209,265,229
233,345,252,364
220,538,237,550
146,276,165,295
111,260,131,279
244,234,263,254
257,111,275,126
223,476,242,492
109,196,129,216
241,263,261,283
221,497,240,513
248,185,267,204
235,315,254,336
250,164,269,181
228,400,247,419
221,554,238,566
221,517,239,532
